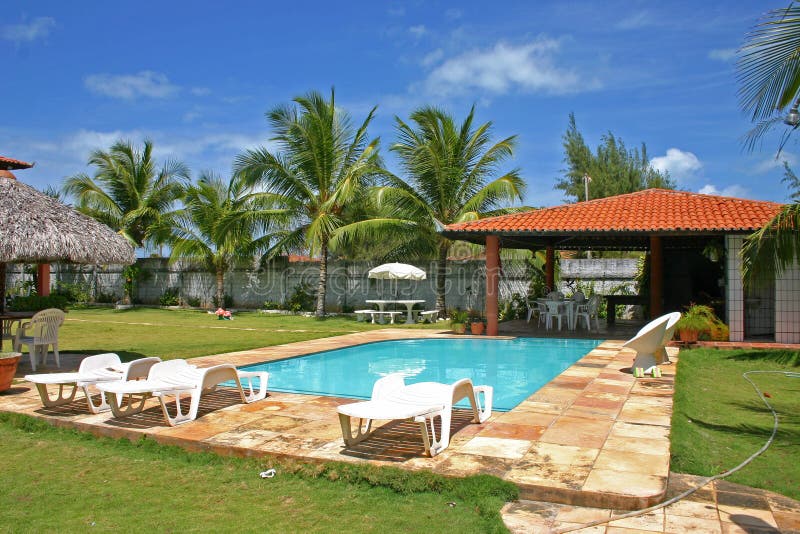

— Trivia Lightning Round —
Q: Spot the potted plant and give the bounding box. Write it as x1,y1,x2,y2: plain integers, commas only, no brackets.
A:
0,352,22,392
675,304,717,343
449,309,468,334
467,308,485,335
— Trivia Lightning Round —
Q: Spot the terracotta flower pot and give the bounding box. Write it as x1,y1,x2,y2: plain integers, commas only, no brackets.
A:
678,328,699,343
0,352,22,392
470,322,485,335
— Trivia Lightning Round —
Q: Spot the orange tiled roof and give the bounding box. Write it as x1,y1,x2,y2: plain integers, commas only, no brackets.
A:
445,189,784,234
0,155,33,170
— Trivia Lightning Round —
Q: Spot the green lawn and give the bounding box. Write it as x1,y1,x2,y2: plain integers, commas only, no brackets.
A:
670,347,800,501
0,413,516,533
57,307,444,360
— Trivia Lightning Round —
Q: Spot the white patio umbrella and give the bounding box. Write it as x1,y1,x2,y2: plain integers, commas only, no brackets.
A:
367,263,426,298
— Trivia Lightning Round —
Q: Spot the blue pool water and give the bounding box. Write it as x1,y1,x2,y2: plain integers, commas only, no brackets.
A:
237,338,601,411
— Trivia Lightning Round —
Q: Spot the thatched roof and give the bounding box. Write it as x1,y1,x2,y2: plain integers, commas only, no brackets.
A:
0,176,134,264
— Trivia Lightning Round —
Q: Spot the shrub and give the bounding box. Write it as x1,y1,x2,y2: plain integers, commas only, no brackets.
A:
95,291,118,304
285,282,314,312
186,296,201,308
9,295,69,311
262,300,284,310
159,287,180,306
51,281,92,306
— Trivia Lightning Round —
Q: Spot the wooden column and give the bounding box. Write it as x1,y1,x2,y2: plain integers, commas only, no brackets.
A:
545,245,555,292
485,235,500,336
649,236,663,319
36,263,50,296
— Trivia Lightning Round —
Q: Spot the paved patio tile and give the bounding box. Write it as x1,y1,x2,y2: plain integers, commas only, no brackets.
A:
459,436,532,459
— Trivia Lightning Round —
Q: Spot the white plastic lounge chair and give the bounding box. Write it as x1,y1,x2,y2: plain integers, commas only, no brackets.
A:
14,308,65,371
337,373,493,457
25,353,161,413
96,359,269,426
623,313,675,375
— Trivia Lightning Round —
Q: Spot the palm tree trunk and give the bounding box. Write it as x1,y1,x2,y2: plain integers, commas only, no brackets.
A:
436,243,448,317
216,268,225,308
315,240,328,317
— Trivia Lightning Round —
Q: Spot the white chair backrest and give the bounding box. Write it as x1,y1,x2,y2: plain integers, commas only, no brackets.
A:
573,291,586,303
587,294,601,314
624,315,670,353
31,308,65,343
659,312,682,344
78,353,121,374
546,301,562,314
148,359,193,381
372,373,407,400
547,291,563,300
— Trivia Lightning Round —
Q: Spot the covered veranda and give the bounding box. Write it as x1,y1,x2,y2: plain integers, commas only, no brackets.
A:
442,189,786,338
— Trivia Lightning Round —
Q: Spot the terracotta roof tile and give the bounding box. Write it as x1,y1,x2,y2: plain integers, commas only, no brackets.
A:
445,189,785,234
0,155,33,170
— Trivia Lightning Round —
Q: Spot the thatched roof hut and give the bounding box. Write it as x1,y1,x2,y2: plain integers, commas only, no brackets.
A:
0,176,134,264
0,167,135,312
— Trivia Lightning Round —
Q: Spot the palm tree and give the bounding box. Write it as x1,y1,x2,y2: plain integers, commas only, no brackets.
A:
742,164,800,280
334,106,526,314
234,89,383,317
168,172,275,308
63,139,189,250
738,3,800,280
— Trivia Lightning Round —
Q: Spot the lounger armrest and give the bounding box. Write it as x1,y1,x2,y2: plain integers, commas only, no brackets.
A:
236,370,269,402
472,385,493,423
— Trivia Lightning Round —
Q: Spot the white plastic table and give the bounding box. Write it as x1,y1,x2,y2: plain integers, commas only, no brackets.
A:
365,299,426,324
538,299,577,330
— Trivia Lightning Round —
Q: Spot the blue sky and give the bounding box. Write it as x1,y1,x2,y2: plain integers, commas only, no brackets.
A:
2,1,796,207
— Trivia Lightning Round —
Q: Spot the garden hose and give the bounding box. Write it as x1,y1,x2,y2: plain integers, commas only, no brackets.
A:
552,370,799,534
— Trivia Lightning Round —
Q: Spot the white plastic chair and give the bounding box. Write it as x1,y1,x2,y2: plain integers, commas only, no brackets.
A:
525,297,541,323
337,373,492,457
623,314,672,374
572,291,586,304
14,308,65,372
97,359,269,426
25,353,161,413
654,311,682,364
545,301,568,331
575,294,601,331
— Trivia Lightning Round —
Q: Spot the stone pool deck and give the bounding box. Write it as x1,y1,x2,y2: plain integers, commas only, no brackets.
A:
1,329,675,511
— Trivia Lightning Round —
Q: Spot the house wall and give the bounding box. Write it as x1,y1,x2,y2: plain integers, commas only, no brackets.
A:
776,260,800,344
725,235,745,342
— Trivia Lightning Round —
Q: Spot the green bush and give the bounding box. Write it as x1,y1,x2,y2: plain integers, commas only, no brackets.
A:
186,296,202,308
212,294,234,309
262,300,284,310
9,295,69,311
285,282,314,312
95,291,117,304
159,287,180,306
51,281,91,306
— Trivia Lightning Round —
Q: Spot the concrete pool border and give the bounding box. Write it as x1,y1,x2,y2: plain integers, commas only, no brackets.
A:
0,329,676,510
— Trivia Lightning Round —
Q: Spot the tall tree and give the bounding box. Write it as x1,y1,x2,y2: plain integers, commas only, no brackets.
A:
742,163,800,280
556,113,674,202
63,139,189,250
738,3,800,281
333,106,526,314
168,172,274,308
234,89,383,317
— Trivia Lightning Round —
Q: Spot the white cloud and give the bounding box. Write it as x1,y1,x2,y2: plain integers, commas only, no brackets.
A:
615,11,654,30
445,8,462,20
752,153,797,174
421,48,444,67
84,71,179,99
650,148,702,180
190,87,211,96
422,38,594,96
708,48,736,62
409,25,427,39
183,111,201,123
698,184,749,198
2,16,55,44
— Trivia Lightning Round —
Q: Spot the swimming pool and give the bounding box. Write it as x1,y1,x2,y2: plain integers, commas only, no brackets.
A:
237,337,601,411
